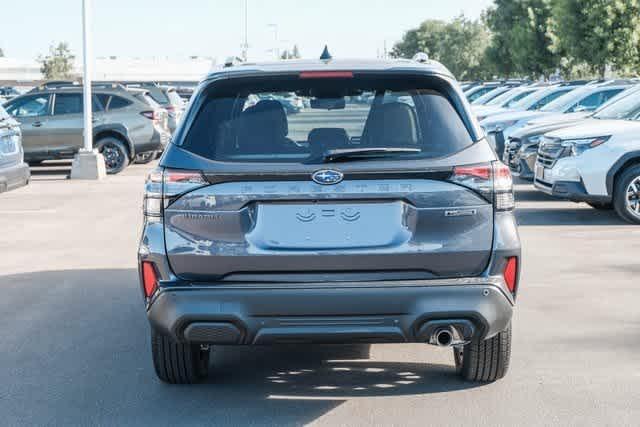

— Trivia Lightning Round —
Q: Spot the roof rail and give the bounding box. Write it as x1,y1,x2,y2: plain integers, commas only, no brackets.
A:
32,82,128,92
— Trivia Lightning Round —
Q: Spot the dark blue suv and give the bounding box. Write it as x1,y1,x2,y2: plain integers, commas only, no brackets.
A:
138,57,521,384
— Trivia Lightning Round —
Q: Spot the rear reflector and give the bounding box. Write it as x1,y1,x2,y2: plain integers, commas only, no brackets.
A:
141,261,159,298
504,257,518,293
299,71,354,79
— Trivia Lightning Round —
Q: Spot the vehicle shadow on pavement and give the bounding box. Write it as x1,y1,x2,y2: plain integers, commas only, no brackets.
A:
515,207,628,226
0,268,480,426
209,344,479,399
514,187,561,202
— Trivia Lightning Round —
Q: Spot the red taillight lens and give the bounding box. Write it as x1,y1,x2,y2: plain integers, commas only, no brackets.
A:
141,261,158,298
504,257,518,293
453,165,491,180
140,111,158,121
164,170,206,183
299,71,354,79
449,162,515,211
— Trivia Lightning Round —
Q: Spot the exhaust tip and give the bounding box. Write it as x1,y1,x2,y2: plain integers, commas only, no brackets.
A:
434,328,453,347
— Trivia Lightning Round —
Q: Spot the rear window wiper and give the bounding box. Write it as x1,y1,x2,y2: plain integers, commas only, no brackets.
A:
321,147,421,163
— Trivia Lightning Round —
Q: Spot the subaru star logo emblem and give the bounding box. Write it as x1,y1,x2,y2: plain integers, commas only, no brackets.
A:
312,169,344,185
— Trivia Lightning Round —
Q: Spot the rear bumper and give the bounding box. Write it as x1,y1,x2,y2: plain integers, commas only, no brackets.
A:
0,161,30,193
147,280,514,345
535,179,611,203
134,127,170,155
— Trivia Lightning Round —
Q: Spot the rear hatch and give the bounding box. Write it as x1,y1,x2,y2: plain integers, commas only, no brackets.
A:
158,72,505,282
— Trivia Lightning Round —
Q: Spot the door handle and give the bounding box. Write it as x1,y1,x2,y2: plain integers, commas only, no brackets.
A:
32,121,42,127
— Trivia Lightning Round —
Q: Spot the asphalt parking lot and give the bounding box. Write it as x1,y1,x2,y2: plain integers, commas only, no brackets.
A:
1,161,638,427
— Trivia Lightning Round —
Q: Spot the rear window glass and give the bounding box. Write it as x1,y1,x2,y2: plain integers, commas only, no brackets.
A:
108,96,133,110
182,76,474,163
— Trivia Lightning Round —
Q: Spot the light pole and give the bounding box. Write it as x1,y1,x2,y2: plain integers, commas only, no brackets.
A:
268,24,279,60
240,0,249,61
81,0,93,153
71,0,106,179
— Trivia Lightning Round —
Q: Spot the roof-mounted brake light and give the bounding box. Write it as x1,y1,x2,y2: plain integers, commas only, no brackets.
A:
299,71,354,79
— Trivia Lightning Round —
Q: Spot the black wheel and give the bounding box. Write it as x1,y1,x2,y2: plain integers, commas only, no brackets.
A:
587,202,613,210
96,137,130,174
613,165,640,224
454,325,511,382
151,329,210,384
134,151,156,165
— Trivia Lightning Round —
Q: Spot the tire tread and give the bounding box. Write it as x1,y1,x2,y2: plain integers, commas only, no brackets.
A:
459,325,511,382
151,330,209,384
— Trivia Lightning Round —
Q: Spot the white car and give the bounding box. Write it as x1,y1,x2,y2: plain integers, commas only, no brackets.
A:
481,83,631,156
533,93,640,223
473,86,542,121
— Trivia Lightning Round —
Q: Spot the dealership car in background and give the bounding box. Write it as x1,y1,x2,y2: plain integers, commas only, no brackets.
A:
3,83,170,174
480,82,628,156
0,86,22,103
533,89,640,223
464,82,503,102
470,86,515,106
505,85,640,179
119,82,185,134
0,105,30,193
473,86,544,121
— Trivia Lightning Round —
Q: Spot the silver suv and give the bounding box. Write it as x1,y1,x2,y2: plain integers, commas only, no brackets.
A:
0,105,29,193
138,57,521,384
3,84,170,174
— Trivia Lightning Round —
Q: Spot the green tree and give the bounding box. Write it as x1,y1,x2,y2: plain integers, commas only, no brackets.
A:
0,47,4,57
292,44,301,59
391,16,493,80
550,0,640,78
280,44,302,60
485,0,559,79
39,42,75,80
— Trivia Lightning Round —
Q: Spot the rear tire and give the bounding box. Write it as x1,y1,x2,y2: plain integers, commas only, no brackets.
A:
454,325,511,382
151,329,210,384
95,137,130,174
613,165,640,224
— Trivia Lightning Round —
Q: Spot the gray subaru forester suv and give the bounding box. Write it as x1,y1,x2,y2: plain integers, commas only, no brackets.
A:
138,57,521,384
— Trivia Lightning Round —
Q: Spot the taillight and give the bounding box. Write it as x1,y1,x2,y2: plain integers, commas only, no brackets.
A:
140,110,157,120
493,162,515,211
503,257,518,293
141,261,159,298
143,167,207,221
449,161,515,211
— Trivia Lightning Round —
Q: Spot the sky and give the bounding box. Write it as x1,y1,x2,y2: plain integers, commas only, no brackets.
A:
1,0,494,62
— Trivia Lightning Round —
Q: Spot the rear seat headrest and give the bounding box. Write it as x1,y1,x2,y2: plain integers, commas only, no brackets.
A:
242,100,289,137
